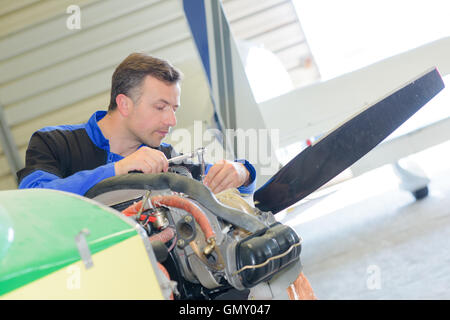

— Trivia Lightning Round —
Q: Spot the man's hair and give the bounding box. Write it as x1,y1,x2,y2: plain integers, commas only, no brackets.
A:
108,53,182,111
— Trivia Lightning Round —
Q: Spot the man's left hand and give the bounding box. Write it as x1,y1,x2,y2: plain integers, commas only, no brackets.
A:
203,160,250,194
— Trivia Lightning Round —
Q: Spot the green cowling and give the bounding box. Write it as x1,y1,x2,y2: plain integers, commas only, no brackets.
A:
0,189,137,296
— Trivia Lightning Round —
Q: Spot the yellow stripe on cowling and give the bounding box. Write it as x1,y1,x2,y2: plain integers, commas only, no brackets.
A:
2,235,165,300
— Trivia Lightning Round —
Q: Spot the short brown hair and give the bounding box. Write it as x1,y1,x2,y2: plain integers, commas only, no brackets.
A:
108,53,182,111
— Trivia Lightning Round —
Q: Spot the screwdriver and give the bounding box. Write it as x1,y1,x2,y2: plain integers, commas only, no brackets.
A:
169,147,206,181
168,147,205,164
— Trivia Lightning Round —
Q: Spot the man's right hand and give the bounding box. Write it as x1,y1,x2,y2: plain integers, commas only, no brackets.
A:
114,147,169,176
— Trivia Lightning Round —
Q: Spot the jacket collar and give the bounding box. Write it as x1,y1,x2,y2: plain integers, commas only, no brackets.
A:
85,110,162,153
85,111,111,151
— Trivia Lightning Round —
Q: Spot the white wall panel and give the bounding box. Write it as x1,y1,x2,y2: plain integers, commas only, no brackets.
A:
0,174,16,190
0,1,182,85
228,1,298,39
0,0,97,39
0,0,39,17
222,0,287,22
1,14,189,107
0,0,157,61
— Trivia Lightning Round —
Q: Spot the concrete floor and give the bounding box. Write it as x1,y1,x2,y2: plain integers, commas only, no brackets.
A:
277,141,450,299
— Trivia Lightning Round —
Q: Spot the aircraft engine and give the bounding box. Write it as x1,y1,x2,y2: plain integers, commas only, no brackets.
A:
85,172,302,299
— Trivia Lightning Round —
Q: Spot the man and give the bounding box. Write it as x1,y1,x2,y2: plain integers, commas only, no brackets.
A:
17,53,256,196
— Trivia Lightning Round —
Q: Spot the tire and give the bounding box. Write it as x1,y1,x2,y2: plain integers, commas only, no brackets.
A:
412,186,429,200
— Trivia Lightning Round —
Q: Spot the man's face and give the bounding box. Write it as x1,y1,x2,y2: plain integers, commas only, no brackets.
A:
127,75,180,147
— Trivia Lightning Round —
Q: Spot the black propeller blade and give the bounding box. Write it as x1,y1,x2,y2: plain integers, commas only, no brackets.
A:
254,67,445,214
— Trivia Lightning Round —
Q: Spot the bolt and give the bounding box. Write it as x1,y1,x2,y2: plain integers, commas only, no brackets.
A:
184,215,192,223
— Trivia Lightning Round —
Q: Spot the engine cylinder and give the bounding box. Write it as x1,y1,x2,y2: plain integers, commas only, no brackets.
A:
235,223,302,288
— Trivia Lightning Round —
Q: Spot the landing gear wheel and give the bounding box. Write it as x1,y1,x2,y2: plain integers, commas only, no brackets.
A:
412,186,429,200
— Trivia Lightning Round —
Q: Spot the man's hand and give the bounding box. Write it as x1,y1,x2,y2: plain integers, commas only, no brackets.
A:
114,147,169,175
203,160,250,194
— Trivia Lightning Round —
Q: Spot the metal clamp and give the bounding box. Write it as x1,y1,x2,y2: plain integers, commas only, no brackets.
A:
75,229,93,269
